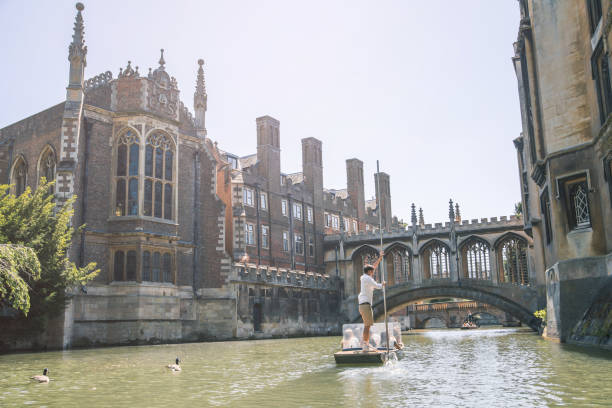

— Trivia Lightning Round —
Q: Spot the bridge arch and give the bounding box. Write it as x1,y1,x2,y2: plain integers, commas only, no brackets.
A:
420,315,449,329
361,283,540,330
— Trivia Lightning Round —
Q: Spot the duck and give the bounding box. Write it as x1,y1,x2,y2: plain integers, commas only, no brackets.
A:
31,368,49,383
167,357,181,371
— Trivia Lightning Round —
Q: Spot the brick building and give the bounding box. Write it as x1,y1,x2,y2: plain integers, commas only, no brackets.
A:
0,3,397,349
512,0,612,346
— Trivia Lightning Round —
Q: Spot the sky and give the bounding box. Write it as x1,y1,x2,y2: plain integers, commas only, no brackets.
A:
0,0,523,225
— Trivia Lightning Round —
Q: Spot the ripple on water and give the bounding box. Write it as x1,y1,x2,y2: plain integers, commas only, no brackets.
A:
0,328,611,407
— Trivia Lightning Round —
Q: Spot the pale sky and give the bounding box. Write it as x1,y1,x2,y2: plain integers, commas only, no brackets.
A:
0,0,522,225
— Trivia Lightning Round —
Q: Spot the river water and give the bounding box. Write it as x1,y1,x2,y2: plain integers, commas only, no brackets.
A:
1,328,611,407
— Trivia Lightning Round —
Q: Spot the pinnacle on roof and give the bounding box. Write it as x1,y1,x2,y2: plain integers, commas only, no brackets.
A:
68,3,87,65
195,59,206,96
159,48,166,68
449,199,455,222
411,203,417,226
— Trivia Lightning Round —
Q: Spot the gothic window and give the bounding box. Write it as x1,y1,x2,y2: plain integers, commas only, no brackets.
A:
11,157,27,196
498,236,529,285
423,242,449,280
38,147,56,192
462,239,491,280
115,130,139,216
562,175,591,230
144,132,175,220
390,247,411,284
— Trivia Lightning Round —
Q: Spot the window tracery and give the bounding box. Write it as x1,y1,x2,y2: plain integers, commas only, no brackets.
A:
39,148,56,188
115,129,139,216
389,247,411,284
144,132,174,220
11,157,27,196
498,236,529,285
423,242,449,279
462,239,491,280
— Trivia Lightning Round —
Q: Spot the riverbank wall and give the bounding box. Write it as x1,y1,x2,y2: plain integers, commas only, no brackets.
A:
0,265,344,353
544,254,612,344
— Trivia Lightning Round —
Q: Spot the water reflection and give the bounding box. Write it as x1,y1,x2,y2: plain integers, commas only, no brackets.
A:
0,328,610,407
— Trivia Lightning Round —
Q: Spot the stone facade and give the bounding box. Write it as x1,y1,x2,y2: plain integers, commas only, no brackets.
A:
512,0,612,345
0,4,398,351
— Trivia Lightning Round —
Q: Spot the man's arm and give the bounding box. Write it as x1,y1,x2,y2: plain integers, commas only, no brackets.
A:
371,250,384,271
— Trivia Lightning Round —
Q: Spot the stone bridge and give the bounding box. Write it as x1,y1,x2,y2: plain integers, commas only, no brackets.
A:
403,301,518,329
324,212,544,330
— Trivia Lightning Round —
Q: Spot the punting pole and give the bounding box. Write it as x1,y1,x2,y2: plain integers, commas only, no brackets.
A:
376,160,390,359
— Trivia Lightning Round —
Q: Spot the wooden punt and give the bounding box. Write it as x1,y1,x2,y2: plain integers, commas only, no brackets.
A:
334,349,395,364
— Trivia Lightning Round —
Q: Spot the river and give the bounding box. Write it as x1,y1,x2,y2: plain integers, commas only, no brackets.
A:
1,328,611,407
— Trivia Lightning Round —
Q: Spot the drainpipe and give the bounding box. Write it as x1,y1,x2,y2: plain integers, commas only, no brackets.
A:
255,184,261,266
192,150,201,298
288,194,295,269
302,197,307,272
79,119,92,268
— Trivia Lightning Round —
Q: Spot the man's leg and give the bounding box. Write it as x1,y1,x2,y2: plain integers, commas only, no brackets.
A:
363,324,371,344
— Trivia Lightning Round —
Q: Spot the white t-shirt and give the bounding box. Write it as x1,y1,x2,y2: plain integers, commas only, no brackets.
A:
358,274,382,304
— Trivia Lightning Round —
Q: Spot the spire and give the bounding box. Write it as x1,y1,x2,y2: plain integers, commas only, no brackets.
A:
194,59,208,134
419,207,424,227
68,3,87,65
455,203,461,223
449,199,455,222
411,203,417,226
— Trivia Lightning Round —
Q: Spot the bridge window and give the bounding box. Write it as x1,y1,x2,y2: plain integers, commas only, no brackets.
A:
498,237,529,285
389,248,411,284
423,242,449,279
462,240,491,280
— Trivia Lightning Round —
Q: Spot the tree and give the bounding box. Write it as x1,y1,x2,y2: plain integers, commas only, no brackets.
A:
0,180,98,324
514,201,523,217
0,245,41,315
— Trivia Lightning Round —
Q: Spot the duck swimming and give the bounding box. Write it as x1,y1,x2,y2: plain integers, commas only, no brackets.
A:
31,368,49,383
167,357,181,371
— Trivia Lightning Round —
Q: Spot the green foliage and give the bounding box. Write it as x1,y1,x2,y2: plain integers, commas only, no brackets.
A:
514,201,523,217
0,180,99,323
0,245,41,315
534,309,546,322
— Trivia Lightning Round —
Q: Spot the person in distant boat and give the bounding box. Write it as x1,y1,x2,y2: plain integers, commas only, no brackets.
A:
341,328,361,350
358,251,385,352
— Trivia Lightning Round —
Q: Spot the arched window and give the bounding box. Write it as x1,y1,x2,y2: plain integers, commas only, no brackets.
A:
498,236,529,285
423,242,449,279
115,130,139,216
11,157,27,196
144,132,174,220
462,239,491,280
38,147,56,190
389,247,411,284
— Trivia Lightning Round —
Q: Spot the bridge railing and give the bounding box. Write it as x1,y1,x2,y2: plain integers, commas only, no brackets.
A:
406,301,489,313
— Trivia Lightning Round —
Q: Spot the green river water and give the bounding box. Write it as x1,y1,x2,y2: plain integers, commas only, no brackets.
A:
1,328,611,407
